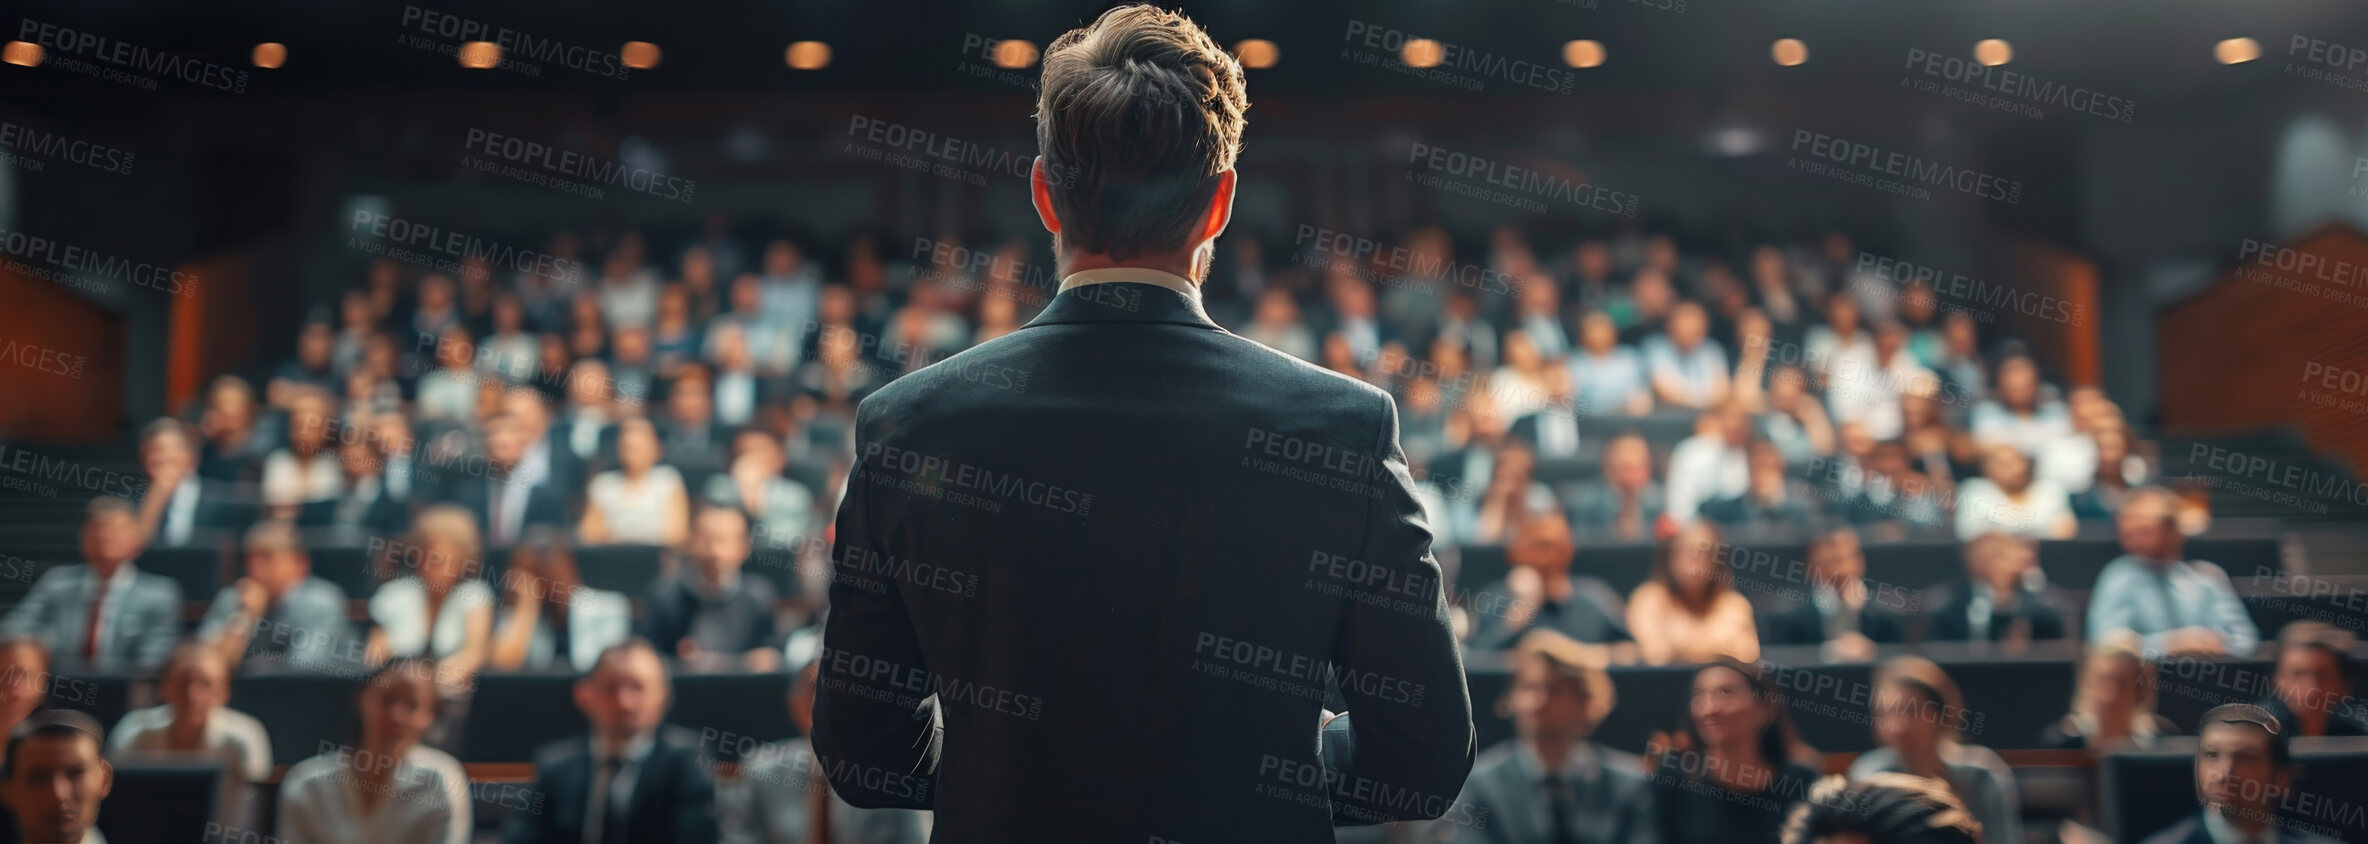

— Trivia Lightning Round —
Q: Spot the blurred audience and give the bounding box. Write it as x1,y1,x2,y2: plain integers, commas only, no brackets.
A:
1627,522,1758,665
1648,658,1818,844
107,643,272,781
2261,621,2366,738
0,710,113,844
1759,526,1903,659
1438,630,1654,844
507,639,721,843
2088,488,2259,658
1924,532,2069,644
1,499,181,669
2139,704,2342,844
277,658,472,843
1846,657,2019,844
489,529,635,672
201,520,353,672
641,508,781,671
2040,637,2178,751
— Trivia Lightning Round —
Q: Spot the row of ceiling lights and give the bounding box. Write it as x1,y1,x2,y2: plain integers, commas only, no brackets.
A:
1,35,2272,72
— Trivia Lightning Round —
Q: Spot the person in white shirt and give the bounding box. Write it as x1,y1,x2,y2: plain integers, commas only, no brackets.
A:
580,418,691,547
1969,355,2074,457
261,388,343,512
0,710,115,844
1954,445,2077,541
413,324,484,423
1664,402,1752,523
366,506,495,695
277,658,472,844
1826,321,1933,442
107,643,272,782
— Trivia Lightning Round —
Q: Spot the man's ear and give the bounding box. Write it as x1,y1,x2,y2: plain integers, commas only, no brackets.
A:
1031,158,1063,235
1194,170,1237,246
94,758,111,802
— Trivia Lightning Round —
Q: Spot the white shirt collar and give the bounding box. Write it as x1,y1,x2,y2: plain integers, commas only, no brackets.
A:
1057,267,1200,300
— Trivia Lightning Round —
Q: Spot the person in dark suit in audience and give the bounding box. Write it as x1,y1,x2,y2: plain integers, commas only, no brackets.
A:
1757,526,1904,660
0,498,182,669
310,435,409,537
1465,509,1634,656
0,710,113,844
439,412,568,548
2141,704,2343,844
554,358,622,481
640,507,780,671
132,418,251,549
197,520,354,672
657,368,730,490
2260,621,2368,738
814,9,1474,840
507,639,722,844
1434,629,1654,844
1696,438,1820,536
726,658,930,844
1780,773,1979,844
1563,432,1664,541
707,323,797,430
1923,531,2069,644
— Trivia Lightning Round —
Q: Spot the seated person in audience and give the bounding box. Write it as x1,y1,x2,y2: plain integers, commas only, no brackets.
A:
317,435,408,536
1664,401,1751,523
1568,311,1652,416
1435,630,1654,844
2088,487,2259,658
196,375,269,483
1627,521,1759,664
1840,440,1950,534
1466,510,1634,657
414,323,482,422
0,638,53,739
2260,622,2367,738
1642,302,1729,410
641,507,782,671
1,498,181,669
507,639,721,844
131,418,247,549
705,429,818,555
581,417,692,547
366,506,495,691
1802,291,1872,386
1826,321,1932,442
1924,532,2069,644
1563,432,1663,541
1780,773,1980,844
106,643,272,781
556,358,621,467
489,529,634,672
2069,423,2149,519
200,520,353,672
1697,439,1820,535
727,657,929,844
658,369,731,485
1846,657,2020,844
1758,526,1904,660
2140,703,2343,844
1952,444,2076,541
260,388,345,515
1648,658,1819,844
1757,365,1836,464
0,710,113,844
439,411,568,548
269,320,342,407
2040,636,2178,751
1968,355,2072,457
278,658,472,844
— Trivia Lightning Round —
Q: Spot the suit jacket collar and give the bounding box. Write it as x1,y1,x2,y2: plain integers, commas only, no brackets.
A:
1021,277,1222,332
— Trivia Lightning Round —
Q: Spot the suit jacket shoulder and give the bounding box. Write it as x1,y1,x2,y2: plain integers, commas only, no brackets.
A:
2137,816,2208,844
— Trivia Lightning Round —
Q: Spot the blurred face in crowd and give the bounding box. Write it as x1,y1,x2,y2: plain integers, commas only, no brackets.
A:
0,645,49,730
2093,428,2132,471
1872,682,1946,757
2116,495,2180,561
1508,656,1595,746
1902,281,1938,326
161,651,230,723
141,429,195,483
1769,367,1808,409
1811,531,1865,589
1580,312,1618,356
1980,446,2032,495
418,275,454,311
244,538,310,598
1826,294,1860,337
1669,304,1708,349
500,390,550,439
1670,523,1721,604
1944,312,1978,357
79,509,143,574
289,393,334,455
577,646,669,743
1873,323,1907,363
207,381,254,432
298,324,335,370
1578,241,1611,281
567,361,612,408
1253,289,1296,327
680,247,716,289
689,508,751,585
341,291,375,331
764,240,801,278
1746,442,1787,497
617,420,660,475
729,274,763,314
1428,336,1467,378
0,731,109,844
436,326,474,370
1508,511,1575,578
1690,665,1767,752
1645,235,1678,272
614,327,651,367
669,378,713,424
492,295,525,335
1503,331,1540,372
1970,537,2035,595
2196,723,2285,815
1603,436,1652,493
2081,651,2141,715
359,665,438,750
484,415,529,468
2274,646,2350,723
1630,271,1673,319
1997,358,2040,409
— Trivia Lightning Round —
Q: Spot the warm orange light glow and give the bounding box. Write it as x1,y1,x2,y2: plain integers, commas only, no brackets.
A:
458,41,501,69
1235,39,1278,69
786,41,831,70
2216,37,2261,65
992,40,1038,69
1402,38,1444,69
1975,39,2012,67
1563,40,1605,69
2,42,42,68
252,43,286,69
1772,38,1808,67
622,41,660,70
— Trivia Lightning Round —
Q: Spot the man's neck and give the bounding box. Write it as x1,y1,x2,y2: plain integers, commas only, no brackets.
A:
1061,251,1204,286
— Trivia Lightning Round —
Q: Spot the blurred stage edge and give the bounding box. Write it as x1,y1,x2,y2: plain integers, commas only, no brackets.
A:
2159,222,2368,480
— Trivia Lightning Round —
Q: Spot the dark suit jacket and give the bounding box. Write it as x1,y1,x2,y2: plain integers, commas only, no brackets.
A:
1758,593,1908,647
815,280,1476,842
1922,580,2071,643
503,726,721,844
438,474,567,547
1436,741,1655,844
133,477,256,547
